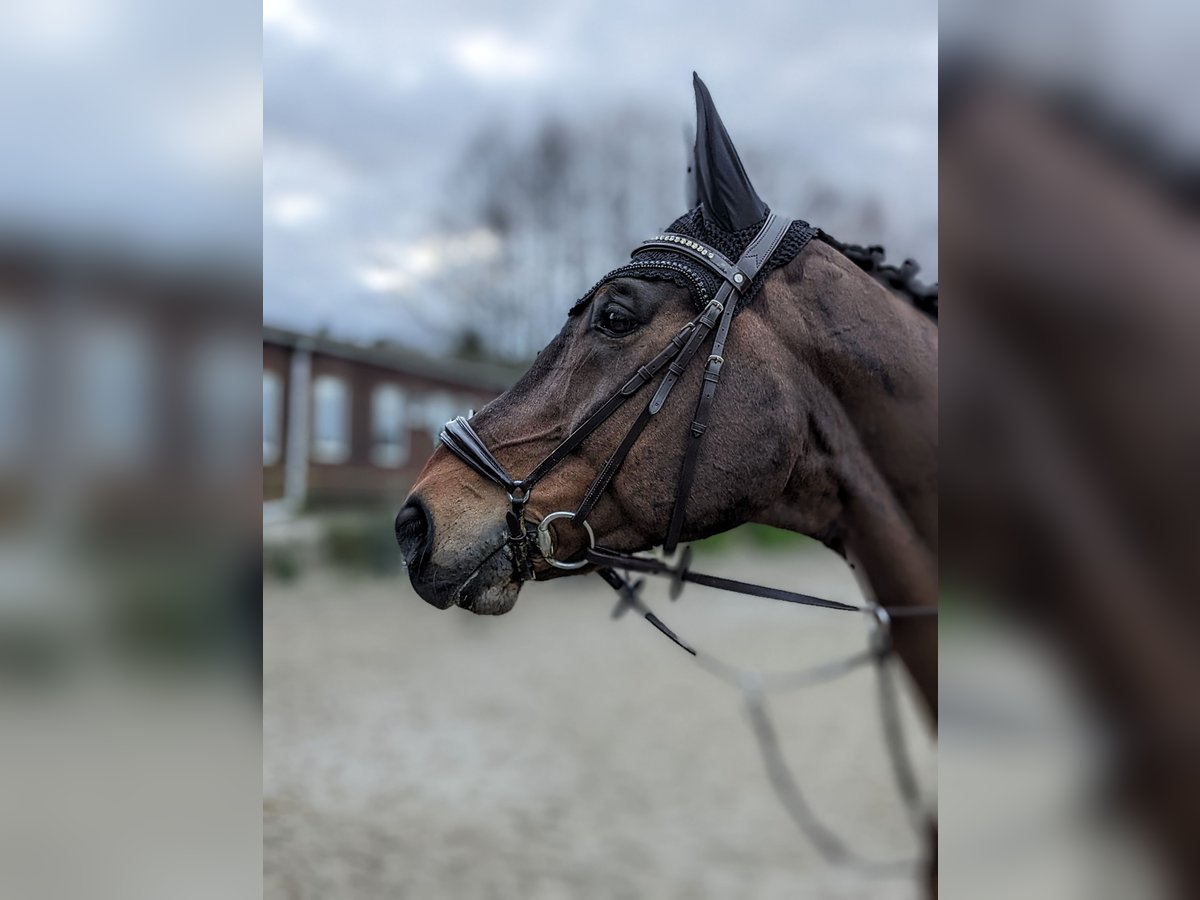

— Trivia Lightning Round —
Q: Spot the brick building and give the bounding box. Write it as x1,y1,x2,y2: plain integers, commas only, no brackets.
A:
263,326,519,515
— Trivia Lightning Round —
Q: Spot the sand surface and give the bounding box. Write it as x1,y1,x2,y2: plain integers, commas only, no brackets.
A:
264,548,934,899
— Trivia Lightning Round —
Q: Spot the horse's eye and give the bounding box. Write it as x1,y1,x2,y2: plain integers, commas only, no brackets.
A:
596,305,638,337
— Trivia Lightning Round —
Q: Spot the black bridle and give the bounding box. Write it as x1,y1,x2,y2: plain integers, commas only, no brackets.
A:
441,213,798,580
439,210,935,624
437,213,938,876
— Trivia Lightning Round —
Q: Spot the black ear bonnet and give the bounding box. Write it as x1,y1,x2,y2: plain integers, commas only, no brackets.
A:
573,74,816,315
572,206,816,314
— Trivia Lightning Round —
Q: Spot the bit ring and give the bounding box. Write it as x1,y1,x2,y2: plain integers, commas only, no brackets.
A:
536,511,595,570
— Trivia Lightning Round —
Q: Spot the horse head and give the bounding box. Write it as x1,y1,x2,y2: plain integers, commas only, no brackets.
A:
395,75,938,699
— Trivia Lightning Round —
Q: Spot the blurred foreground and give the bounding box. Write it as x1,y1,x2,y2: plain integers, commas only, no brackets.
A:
0,2,261,895
0,253,262,900
939,17,1200,896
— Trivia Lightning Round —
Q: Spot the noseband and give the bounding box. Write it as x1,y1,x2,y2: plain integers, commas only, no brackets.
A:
441,213,804,578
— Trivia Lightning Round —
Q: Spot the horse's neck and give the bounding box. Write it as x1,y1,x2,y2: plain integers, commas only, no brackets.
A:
760,244,939,712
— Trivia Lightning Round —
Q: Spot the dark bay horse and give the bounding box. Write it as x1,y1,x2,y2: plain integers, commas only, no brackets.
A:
396,75,938,878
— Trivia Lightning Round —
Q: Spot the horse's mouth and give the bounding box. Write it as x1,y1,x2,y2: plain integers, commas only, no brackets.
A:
453,569,522,615
443,537,524,615
406,515,576,615
455,583,518,614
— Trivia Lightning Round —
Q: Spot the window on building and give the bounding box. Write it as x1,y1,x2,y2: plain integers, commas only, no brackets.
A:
311,374,350,463
188,332,259,479
263,370,282,465
0,308,33,471
76,317,155,471
371,384,409,467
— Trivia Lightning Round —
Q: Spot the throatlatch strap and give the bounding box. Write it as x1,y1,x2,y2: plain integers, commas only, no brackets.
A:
664,213,794,552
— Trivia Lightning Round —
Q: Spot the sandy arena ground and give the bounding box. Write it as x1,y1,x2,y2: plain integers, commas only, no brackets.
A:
264,546,935,899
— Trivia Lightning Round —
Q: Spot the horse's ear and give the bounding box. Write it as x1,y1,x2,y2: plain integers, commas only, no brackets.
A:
691,72,768,231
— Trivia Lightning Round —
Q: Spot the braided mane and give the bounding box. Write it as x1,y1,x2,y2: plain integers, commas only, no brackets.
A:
817,231,939,322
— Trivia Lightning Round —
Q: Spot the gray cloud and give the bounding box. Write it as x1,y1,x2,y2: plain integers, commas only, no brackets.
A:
264,0,938,349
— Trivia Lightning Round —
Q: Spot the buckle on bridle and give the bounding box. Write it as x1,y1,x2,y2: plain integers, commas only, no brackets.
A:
504,482,531,545
535,511,595,570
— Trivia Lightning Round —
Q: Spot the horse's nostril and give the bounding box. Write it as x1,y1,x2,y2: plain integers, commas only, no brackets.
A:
394,499,431,567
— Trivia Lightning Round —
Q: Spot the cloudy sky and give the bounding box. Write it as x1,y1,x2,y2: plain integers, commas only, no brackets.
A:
0,0,261,263
264,0,938,349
